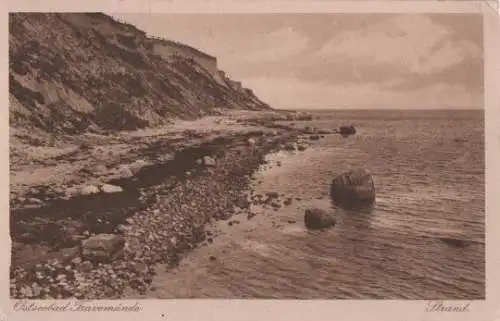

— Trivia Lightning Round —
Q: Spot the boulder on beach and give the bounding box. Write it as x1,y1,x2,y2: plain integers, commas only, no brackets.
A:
99,184,123,194
80,185,100,195
330,168,375,209
203,156,217,167
304,208,336,229
81,234,125,262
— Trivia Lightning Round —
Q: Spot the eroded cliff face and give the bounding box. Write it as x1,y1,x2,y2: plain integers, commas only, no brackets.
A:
9,13,270,134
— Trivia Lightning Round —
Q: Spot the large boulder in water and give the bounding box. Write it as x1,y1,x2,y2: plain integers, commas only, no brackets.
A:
330,169,375,209
304,208,336,230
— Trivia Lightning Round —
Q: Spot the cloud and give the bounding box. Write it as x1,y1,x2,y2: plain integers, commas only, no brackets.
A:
315,15,481,77
241,27,309,62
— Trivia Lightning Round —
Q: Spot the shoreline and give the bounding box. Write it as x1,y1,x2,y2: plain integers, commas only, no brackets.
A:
10,111,331,299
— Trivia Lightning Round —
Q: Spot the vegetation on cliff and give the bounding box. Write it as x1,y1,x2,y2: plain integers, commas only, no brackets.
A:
9,12,270,135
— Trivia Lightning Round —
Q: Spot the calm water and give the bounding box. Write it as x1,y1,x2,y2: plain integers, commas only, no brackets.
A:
144,109,485,299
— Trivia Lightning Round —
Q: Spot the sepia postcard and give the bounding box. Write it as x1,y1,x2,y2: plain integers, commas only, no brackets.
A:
2,0,500,320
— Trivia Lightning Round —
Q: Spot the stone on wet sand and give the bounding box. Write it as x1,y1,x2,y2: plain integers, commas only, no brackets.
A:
330,168,376,209
304,208,336,230
27,197,43,205
117,165,134,178
203,156,217,167
99,184,124,193
80,185,100,195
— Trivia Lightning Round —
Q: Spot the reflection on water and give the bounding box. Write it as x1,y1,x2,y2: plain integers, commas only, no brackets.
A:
143,110,484,300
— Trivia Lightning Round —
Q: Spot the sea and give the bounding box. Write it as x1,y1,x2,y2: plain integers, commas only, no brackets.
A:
143,109,485,300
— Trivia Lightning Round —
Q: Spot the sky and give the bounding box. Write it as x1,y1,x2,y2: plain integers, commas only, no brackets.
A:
114,13,483,110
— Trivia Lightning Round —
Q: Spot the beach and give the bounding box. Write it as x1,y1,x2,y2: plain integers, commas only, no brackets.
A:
9,109,322,299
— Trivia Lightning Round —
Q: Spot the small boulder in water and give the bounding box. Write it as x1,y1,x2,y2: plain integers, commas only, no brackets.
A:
304,208,336,230
330,169,375,209
309,135,320,141
438,237,468,248
338,125,356,137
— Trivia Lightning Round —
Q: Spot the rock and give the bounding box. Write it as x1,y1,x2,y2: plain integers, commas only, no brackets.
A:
284,198,293,206
304,208,336,230
284,143,297,151
56,274,67,282
99,184,123,193
91,164,108,174
271,202,281,209
297,145,306,151
81,234,125,262
78,261,93,272
330,169,376,208
27,197,43,205
31,283,42,297
132,262,149,275
309,135,320,141
80,185,100,196
247,138,257,145
265,191,279,199
438,237,468,248
203,156,217,167
338,125,357,137
247,212,257,220
235,196,250,209
71,257,82,265
116,224,131,234
287,220,296,224
19,285,34,298
117,165,134,178
63,224,87,245
209,255,217,261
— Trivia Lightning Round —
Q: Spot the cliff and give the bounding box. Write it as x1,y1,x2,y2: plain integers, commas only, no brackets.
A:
9,13,271,135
